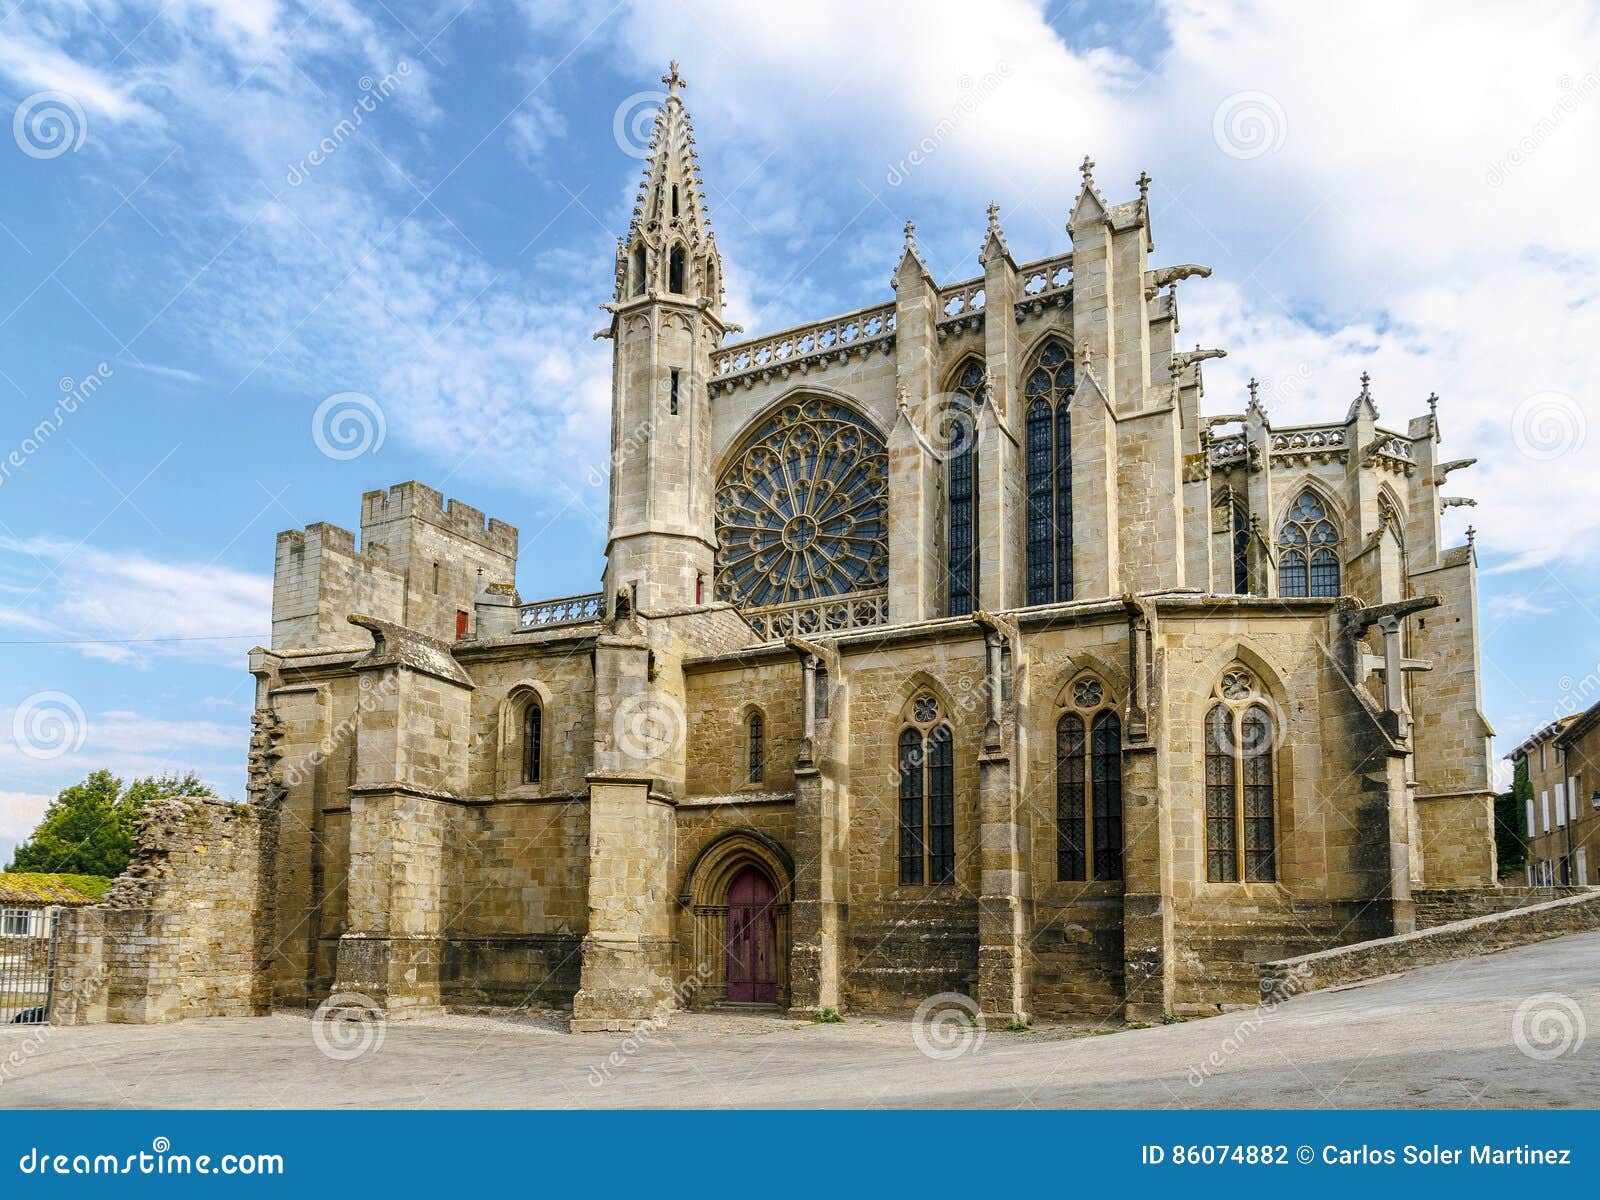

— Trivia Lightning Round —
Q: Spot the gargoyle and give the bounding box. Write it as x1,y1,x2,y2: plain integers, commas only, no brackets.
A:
1145,263,1212,298
1432,457,1477,485
1171,345,1227,375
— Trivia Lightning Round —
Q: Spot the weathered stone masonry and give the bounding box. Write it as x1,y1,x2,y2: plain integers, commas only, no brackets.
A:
62,67,1509,1030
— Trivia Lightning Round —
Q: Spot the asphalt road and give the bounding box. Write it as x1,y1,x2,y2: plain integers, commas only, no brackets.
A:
2,931,1595,1109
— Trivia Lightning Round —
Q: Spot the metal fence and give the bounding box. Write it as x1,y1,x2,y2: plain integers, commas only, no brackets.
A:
0,905,60,1024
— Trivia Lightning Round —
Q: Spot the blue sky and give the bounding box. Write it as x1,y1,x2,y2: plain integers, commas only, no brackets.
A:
2,0,1598,864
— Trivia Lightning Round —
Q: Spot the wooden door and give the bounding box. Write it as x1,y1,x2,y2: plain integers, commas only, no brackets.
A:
725,867,777,1004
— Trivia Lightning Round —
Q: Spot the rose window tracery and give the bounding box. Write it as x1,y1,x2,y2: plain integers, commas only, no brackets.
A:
714,399,889,608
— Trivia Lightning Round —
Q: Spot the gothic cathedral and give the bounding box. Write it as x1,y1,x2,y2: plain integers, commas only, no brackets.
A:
251,67,1497,1029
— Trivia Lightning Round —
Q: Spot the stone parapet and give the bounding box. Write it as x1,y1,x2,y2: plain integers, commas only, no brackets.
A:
1260,888,1600,999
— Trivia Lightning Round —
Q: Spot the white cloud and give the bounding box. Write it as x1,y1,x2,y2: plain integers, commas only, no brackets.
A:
2,0,1596,575
0,791,52,842
0,537,271,665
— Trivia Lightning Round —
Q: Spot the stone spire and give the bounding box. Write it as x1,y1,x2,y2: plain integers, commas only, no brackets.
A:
979,200,1012,264
618,62,722,308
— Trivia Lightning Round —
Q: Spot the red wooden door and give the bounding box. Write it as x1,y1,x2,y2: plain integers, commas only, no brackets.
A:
725,867,777,1004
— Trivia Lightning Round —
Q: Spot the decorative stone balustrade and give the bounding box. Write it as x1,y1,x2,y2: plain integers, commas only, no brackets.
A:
518,591,604,629
743,588,889,641
711,304,896,390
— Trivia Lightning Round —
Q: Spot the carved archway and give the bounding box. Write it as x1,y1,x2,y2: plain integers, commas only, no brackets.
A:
681,830,793,1007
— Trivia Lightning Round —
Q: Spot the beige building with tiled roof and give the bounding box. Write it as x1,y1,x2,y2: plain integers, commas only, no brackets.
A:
1513,707,1600,886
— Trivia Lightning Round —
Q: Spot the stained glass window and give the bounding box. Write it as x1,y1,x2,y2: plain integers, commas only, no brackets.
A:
747,711,764,784
1091,710,1123,881
1204,669,1277,883
1022,340,1075,606
900,696,956,886
522,701,542,785
946,359,985,616
1277,489,1340,598
1056,712,1087,880
714,399,888,608
1056,678,1121,881
898,727,926,886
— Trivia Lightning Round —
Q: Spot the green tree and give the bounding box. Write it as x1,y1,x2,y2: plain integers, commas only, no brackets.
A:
7,769,216,877
1494,756,1532,878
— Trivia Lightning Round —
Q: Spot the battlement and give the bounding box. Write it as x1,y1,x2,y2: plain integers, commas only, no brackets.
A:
360,481,517,558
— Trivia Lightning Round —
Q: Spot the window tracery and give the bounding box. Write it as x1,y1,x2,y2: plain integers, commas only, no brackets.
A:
713,399,888,608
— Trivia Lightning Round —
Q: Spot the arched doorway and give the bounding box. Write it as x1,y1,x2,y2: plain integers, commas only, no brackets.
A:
725,867,778,1004
682,830,793,1008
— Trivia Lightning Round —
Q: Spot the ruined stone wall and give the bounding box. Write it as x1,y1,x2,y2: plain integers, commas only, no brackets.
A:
55,795,277,1025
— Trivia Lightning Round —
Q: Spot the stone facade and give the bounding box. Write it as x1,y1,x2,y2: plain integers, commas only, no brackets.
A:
241,68,1499,1028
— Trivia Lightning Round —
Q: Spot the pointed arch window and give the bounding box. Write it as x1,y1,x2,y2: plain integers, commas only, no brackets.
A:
1024,340,1075,605
1277,489,1340,598
668,245,686,294
946,359,985,616
522,699,543,785
1231,501,1251,594
1056,678,1122,881
898,695,955,886
1203,668,1276,882
747,711,765,784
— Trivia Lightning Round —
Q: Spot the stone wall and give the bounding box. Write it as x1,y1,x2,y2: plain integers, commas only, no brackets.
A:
1261,889,1600,999
1413,885,1583,928
54,795,277,1025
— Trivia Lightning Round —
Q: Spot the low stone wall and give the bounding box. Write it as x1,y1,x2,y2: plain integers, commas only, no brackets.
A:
1260,888,1600,1000
1413,885,1584,928
52,795,279,1025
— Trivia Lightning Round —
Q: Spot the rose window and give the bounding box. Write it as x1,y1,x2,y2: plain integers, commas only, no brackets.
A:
714,399,889,608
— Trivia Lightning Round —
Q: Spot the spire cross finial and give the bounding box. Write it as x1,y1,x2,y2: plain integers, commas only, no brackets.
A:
662,60,685,96
904,218,917,250
1248,377,1260,405
1080,154,1095,185
1360,370,1371,395
1136,170,1151,201
986,201,1001,234
1427,391,1439,413
1466,525,1477,545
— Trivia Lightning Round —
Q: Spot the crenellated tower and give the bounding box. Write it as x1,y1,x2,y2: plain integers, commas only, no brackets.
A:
603,62,727,615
